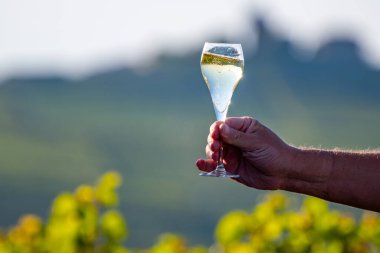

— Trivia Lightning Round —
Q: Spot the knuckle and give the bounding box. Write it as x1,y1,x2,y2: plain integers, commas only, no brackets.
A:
247,117,261,133
209,121,218,133
207,135,213,144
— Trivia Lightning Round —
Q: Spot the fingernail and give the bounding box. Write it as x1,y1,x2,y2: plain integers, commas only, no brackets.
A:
221,123,230,136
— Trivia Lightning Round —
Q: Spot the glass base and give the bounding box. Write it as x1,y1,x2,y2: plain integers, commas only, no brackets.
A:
199,164,239,178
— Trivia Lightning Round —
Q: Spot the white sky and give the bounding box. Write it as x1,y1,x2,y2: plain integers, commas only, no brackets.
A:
1,0,380,80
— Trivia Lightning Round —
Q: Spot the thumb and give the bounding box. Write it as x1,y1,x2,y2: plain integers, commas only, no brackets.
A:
220,123,252,150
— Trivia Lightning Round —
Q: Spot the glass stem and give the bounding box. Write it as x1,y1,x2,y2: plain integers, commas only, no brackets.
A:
217,144,224,170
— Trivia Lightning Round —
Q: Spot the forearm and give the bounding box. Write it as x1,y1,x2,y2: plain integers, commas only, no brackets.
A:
282,147,380,212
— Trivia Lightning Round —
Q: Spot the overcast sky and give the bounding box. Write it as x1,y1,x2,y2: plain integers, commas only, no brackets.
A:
1,0,379,80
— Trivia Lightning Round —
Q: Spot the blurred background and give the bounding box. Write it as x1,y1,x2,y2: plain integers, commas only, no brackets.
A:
1,0,380,248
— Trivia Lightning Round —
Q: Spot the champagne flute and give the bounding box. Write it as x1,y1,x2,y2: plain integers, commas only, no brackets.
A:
199,42,244,178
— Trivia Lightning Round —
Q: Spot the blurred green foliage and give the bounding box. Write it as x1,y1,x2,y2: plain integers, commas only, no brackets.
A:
0,172,129,253
215,194,380,253
0,172,379,253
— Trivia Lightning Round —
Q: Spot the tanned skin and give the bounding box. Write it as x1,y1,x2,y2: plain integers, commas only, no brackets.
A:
196,117,380,212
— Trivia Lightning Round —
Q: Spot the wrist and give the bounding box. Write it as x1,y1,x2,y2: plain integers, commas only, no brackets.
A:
280,146,334,197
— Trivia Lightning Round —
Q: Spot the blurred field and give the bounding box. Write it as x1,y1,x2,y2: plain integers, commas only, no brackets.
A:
0,21,380,247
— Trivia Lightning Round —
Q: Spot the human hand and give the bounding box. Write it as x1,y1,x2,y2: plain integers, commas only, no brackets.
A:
196,117,296,190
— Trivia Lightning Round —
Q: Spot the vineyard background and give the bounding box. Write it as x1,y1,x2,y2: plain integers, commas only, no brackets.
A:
1,18,380,248
1,172,379,253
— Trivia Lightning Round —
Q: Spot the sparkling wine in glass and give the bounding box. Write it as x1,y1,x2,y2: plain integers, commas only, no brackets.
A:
199,42,244,178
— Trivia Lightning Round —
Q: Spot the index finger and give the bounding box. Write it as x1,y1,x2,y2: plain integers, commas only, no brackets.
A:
209,121,223,140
